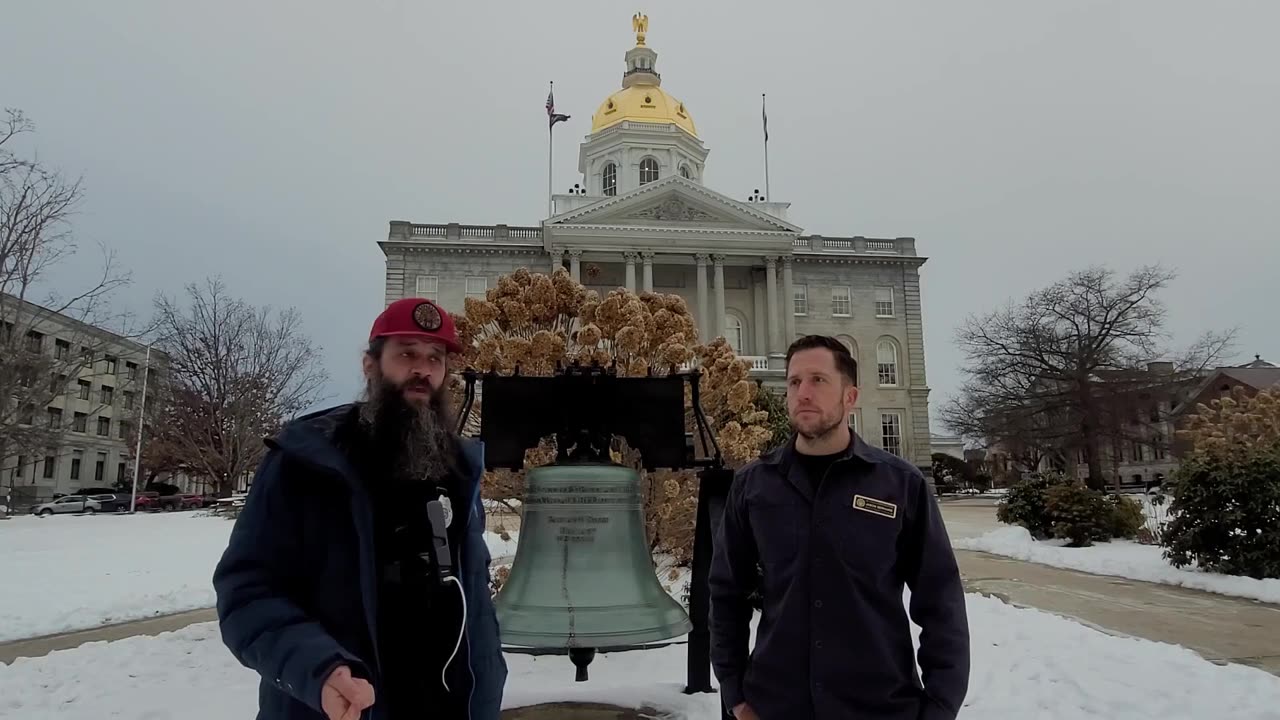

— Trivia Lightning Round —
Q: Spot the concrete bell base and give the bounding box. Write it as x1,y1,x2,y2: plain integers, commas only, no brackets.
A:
502,703,671,719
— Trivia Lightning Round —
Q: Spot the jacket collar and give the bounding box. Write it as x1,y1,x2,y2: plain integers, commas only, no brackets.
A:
760,429,882,472
266,403,486,493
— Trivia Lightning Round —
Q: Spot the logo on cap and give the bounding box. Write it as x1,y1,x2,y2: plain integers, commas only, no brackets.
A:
413,302,443,332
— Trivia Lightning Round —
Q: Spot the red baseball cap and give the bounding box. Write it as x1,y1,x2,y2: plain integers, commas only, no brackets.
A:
369,297,463,354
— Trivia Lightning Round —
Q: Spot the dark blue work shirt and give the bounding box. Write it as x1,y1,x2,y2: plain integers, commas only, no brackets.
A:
709,433,970,719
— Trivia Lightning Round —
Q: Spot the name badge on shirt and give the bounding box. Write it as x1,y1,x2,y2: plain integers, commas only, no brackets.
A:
852,494,897,519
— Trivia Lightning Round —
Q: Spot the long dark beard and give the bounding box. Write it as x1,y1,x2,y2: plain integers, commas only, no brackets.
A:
359,372,457,483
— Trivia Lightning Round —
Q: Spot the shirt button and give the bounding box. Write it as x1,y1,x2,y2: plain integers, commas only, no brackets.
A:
815,640,824,649
814,600,824,608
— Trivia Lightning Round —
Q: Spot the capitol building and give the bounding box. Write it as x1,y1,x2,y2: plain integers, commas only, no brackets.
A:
378,18,934,468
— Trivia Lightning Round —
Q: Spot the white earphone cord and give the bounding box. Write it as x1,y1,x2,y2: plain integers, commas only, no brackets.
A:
441,576,467,693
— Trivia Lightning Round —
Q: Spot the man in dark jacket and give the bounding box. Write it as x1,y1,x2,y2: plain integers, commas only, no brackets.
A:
709,335,969,719
213,297,507,720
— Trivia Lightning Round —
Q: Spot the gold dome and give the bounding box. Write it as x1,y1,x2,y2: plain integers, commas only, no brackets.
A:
591,84,697,137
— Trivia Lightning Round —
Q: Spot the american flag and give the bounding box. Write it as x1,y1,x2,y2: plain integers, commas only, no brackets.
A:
547,82,570,128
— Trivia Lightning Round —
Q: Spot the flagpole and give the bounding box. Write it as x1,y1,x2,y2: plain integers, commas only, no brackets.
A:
762,93,771,201
547,81,555,219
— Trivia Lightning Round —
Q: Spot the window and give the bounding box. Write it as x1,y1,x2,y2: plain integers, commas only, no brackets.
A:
55,339,71,359
1131,440,1145,463
81,346,94,362
793,284,808,316
848,412,858,434
43,456,56,480
73,412,88,433
639,157,659,185
97,417,111,437
415,275,438,300
881,413,903,457
831,286,851,316
725,315,743,352
124,391,135,410
78,380,91,400
101,385,114,405
25,331,43,353
104,355,118,375
679,165,692,180
20,404,35,425
1153,433,1167,460
70,456,82,481
602,163,617,196
126,362,138,380
877,340,899,386
875,287,895,317
15,456,24,478
117,462,127,483
119,421,131,440
47,407,63,429
94,458,105,483
465,276,488,299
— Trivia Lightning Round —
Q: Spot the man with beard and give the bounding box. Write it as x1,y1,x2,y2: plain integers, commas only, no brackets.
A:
709,335,969,720
214,297,506,720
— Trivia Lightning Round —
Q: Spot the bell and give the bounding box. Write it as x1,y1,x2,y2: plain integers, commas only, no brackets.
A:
495,463,692,652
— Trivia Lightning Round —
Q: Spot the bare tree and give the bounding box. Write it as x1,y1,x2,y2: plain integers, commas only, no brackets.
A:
1,108,135,473
942,266,1234,490
145,279,329,496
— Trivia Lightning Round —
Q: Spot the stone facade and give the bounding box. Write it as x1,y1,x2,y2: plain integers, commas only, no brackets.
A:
1,294,159,505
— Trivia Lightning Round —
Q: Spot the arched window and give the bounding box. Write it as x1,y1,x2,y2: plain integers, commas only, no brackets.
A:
876,339,899,387
725,315,743,352
639,157,660,185
679,165,692,180
602,163,617,196
836,335,859,386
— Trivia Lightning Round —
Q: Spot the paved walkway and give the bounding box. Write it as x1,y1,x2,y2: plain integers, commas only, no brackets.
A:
0,608,216,665
958,550,1280,675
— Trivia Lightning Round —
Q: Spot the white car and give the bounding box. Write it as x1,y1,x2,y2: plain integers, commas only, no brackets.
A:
31,495,102,517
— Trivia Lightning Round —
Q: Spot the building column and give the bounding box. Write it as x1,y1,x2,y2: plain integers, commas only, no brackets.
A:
752,270,767,355
782,255,796,343
550,246,564,275
568,249,583,283
695,253,710,339
764,256,781,354
712,254,726,341
640,251,654,293
624,251,638,292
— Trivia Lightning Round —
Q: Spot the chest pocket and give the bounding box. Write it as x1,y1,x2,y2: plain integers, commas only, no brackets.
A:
828,492,904,579
747,495,807,570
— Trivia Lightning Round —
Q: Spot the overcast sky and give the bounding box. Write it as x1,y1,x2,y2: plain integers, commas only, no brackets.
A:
4,1,1277,427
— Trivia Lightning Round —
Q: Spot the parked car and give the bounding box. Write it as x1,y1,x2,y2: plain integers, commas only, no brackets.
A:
132,491,161,511
89,493,129,512
31,495,102,517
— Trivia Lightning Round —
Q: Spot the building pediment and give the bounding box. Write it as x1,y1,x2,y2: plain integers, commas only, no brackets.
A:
548,176,801,235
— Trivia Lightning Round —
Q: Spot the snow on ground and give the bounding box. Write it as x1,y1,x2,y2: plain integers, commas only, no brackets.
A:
0,513,232,643
0,512,520,643
955,526,1280,605
3,593,1280,719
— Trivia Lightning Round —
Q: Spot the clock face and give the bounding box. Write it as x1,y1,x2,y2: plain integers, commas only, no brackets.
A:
413,302,442,332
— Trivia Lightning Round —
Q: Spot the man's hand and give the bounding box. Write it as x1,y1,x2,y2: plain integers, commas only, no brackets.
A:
732,702,760,720
321,665,375,720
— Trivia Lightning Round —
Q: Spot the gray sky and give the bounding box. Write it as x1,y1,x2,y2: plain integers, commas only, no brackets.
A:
5,0,1277,424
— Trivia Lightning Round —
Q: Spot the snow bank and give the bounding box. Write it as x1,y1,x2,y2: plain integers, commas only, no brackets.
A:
4,594,1280,719
0,512,521,643
956,526,1280,605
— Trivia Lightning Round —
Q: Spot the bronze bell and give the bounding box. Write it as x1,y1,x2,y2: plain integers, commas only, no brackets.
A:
494,463,692,655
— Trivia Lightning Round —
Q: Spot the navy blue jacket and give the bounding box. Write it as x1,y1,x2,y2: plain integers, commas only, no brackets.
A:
709,434,969,719
213,404,507,719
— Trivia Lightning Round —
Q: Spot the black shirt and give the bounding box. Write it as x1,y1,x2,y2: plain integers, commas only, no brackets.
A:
339,415,472,718
794,437,851,496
